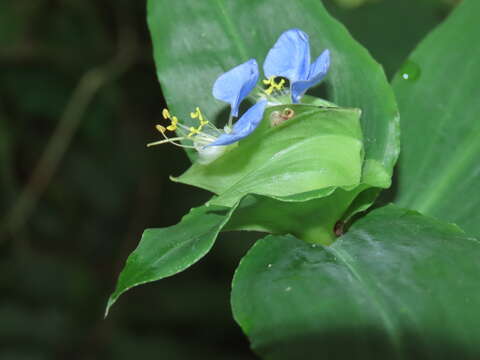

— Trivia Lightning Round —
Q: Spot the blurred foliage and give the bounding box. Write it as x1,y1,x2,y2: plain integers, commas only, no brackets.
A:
0,0,456,358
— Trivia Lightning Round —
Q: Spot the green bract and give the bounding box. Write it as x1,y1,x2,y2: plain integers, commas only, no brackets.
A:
176,105,365,244
177,106,363,206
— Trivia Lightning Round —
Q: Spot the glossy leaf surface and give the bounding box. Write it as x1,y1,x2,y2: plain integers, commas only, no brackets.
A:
392,0,480,237
232,205,480,359
147,0,399,187
106,204,235,315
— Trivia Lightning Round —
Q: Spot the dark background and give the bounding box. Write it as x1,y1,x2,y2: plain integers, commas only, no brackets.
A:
0,0,457,359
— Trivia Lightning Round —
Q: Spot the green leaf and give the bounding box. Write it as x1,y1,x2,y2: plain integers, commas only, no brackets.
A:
106,204,235,316
232,205,480,359
147,0,399,187
175,106,363,208
392,0,480,237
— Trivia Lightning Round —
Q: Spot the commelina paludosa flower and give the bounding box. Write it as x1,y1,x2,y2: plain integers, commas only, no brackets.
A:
148,59,267,164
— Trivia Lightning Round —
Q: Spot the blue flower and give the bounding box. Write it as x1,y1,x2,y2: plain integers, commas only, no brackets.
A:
148,59,266,163
213,59,259,118
206,99,267,147
263,28,330,103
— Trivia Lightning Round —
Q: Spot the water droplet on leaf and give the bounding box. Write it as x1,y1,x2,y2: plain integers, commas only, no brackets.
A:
399,60,421,82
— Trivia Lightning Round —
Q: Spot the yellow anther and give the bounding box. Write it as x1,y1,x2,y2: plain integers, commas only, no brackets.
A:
190,107,208,124
156,124,166,133
190,106,209,129
187,126,201,138
263,76,285,95
190,107,203,120
162,108,179,131
166,116,178,131
263,77,274,95
162,108,171,119
150,109,202,149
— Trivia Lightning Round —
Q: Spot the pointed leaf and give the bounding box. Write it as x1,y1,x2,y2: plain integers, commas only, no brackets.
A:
106,204,235,315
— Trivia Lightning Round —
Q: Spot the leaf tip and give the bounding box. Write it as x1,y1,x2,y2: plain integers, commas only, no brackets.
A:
104,295,117,318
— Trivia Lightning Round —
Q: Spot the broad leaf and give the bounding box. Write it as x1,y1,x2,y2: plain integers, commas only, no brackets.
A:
232,205,480,359
147,0,399,188
392,0,480,237
175,106,363,208
106,204,235,316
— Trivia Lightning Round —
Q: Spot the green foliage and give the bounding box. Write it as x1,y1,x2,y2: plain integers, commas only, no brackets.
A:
109,0,404,313
392,0,480,238
106,3,480,358
3,0,473,358
106,204,236,315
232,205,480,359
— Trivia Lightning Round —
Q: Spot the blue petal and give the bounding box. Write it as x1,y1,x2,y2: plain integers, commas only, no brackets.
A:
291,49,330,103
206,100,267,147
308,49,330,81
212,59,259,117
263,29,310,82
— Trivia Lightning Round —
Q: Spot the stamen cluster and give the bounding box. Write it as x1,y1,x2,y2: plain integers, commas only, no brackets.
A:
148,108,220,149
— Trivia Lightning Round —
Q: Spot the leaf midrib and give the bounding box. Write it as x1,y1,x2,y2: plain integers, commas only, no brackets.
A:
327,242,403,357
214,0,249,61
